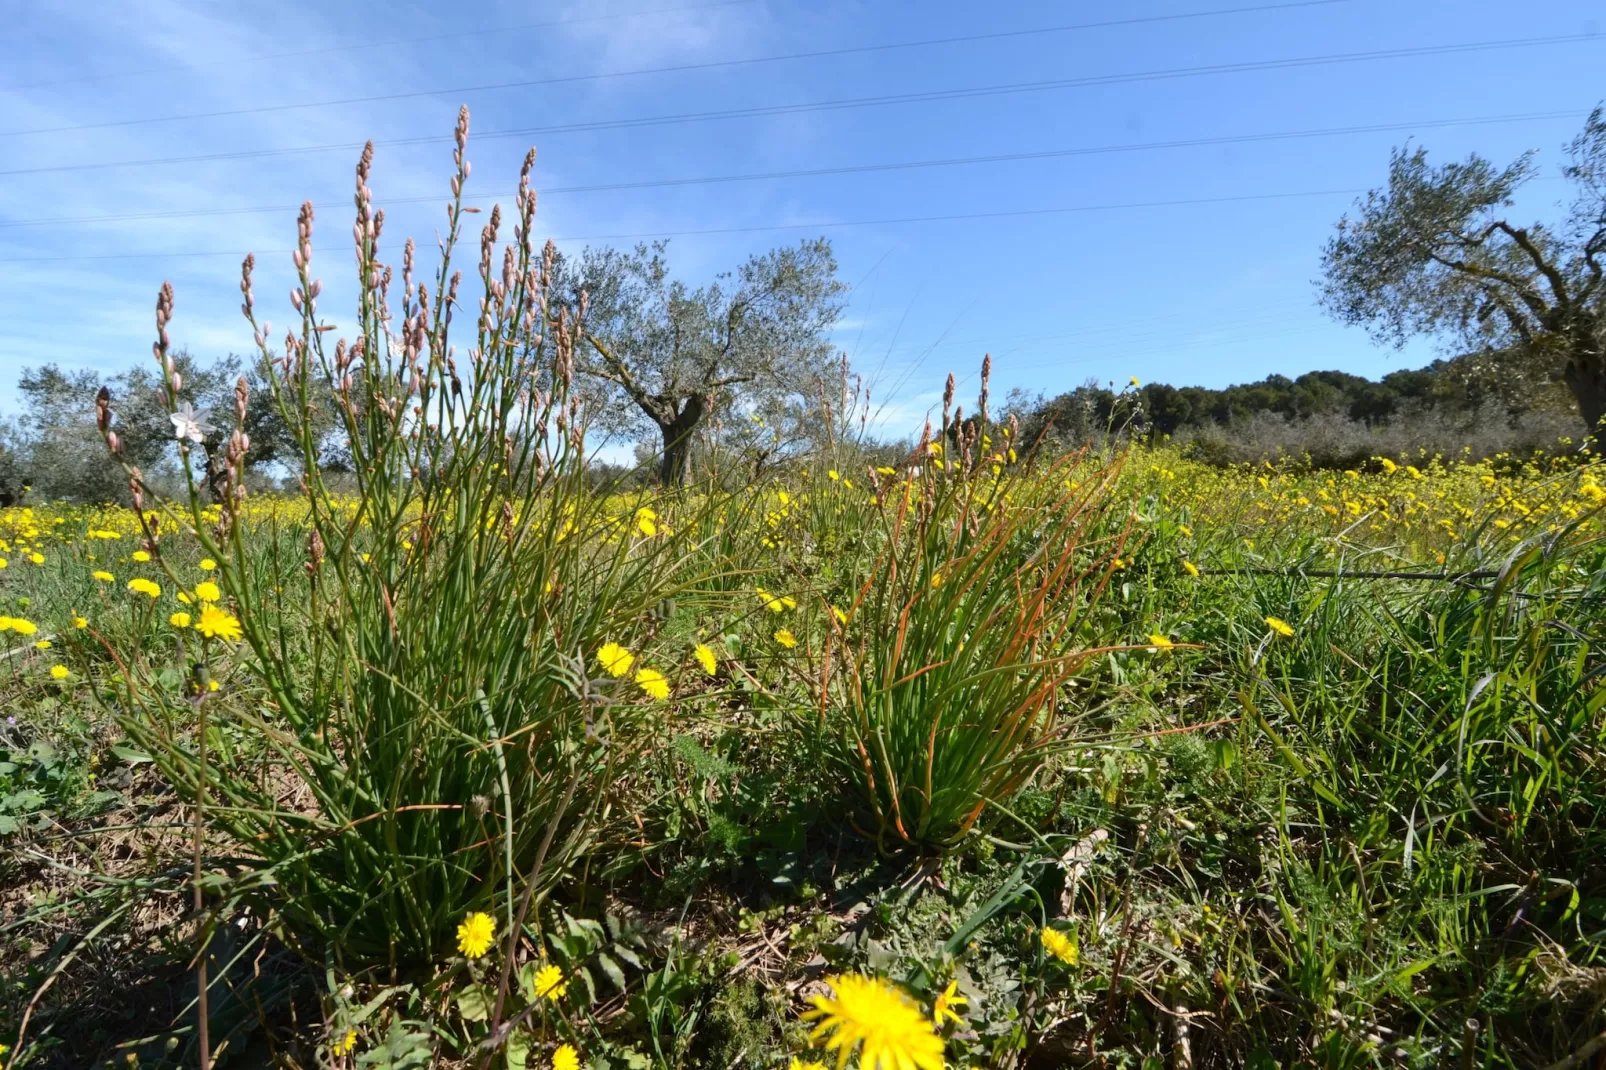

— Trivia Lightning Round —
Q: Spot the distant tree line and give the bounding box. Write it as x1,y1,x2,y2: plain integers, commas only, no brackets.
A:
0,349,337,507
1007,355,1582,469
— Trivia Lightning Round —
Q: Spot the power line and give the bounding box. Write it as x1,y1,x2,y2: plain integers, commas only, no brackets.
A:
0,188,1377,263
0,109,1579,232
5,43,1592,182
0,0,761,93
0,0,1358,138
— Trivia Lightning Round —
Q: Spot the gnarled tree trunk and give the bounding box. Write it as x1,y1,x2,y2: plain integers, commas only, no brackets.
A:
1561,329,1606,447
656,392,709,486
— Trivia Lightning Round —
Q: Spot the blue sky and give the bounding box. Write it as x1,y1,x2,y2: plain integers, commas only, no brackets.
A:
2,0,1602,441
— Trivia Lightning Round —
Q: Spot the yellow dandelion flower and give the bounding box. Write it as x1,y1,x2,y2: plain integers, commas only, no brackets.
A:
1147,633,1174,650
8,617,37,636
194,603,243,642
127,578,161,598
693,643,718,676
132,550,152,562
51,664,70,680
92,570,114,582
29,552,44,565
803,974,945,1070
774,629,798,649
635,506,658,537
194,580,221,602
1182,561,1200,577
757,588,795,613
455,911,496,959
34,640,51,650
790,1060,827,1070
596,642,634,678
199,558,217,571
1040,927,1079,965
332,1029,358,1056
532,963,568,1002
1264,616,1295,638
170,612,192,628
552,1043,580,1070
931,980,967,1027
71,615,87,629
831,605,849,626
635,667,670,700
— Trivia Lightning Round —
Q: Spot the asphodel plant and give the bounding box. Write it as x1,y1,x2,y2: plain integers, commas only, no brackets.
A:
821,365,1133,853
96,108,681,966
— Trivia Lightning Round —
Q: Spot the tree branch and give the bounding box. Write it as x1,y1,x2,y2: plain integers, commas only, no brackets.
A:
1425,251,1550,320
583,332,670,425
1488,221,1574,311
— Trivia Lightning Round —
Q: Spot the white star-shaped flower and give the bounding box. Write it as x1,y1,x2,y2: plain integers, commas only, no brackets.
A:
170,402,216,444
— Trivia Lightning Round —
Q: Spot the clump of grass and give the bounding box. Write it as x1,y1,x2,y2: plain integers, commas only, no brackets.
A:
819,376,1133,853
90,110,690,968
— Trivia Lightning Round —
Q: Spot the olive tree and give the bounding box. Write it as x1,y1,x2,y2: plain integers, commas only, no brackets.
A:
559,238,847,484
1319,106,1606,443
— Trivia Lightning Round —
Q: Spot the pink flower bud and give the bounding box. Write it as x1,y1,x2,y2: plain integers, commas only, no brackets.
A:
291,289,303,310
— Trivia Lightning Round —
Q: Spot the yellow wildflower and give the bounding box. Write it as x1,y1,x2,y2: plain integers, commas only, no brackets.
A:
552,1044,580,1070
332,1029,358,1056
803,974,944,1070
200,558,217,571
1147,633,1174,650
693,643,718,676
774,629,798,649
1040,927,1079,965
127,578,161,598
757,588,796,613
532,963,568,1002
51,664,70,680
71,615,87,629
455,912,496,959
92,570,114,582
170,612,192,628
132,550,152,562
596,642,634,678
635,506,658,537
635,667,670,700
1182,560,1200,577
1264,616,1295,638
194,580,221,602
931,979,966,1027
194,603,243,642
